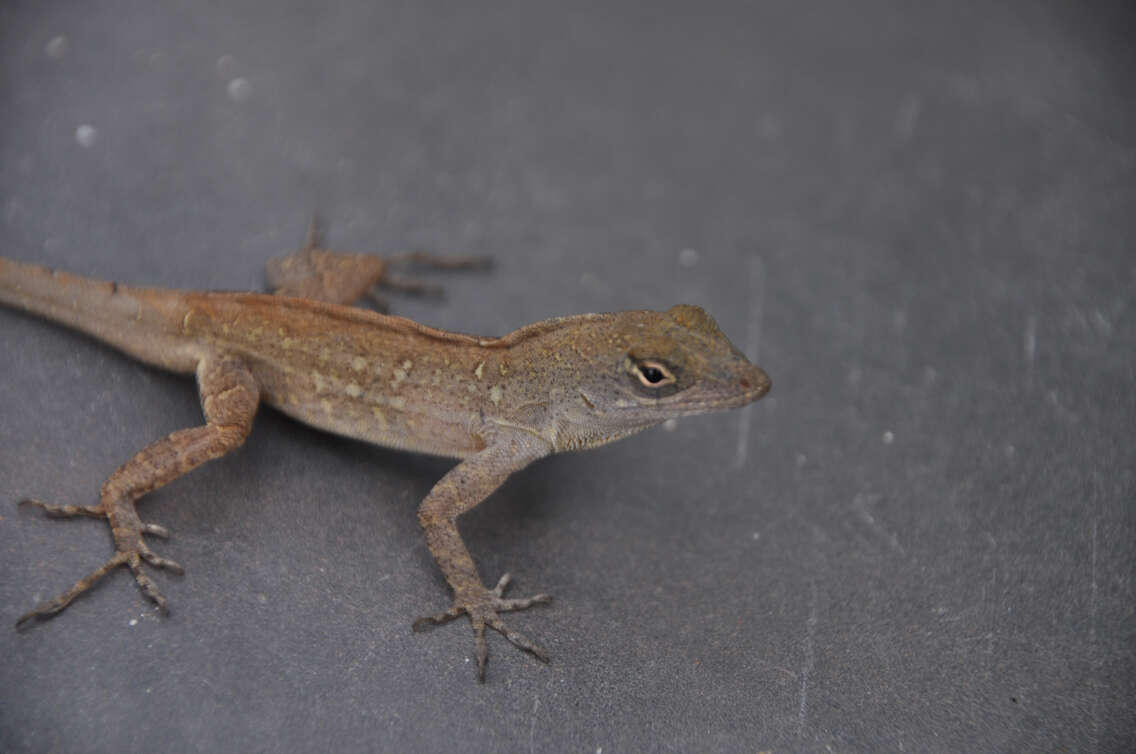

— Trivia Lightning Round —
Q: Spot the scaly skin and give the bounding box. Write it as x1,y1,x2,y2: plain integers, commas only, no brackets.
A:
1,224,770,681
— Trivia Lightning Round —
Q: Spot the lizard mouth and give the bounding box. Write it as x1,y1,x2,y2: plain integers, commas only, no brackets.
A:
654,363,770,415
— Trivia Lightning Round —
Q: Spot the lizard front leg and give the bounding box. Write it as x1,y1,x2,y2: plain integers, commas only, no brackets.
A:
17,354,259,627
412,425,553,681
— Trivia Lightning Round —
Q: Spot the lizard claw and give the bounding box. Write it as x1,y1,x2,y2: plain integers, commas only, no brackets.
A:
412,573,552,681
16,497,183,629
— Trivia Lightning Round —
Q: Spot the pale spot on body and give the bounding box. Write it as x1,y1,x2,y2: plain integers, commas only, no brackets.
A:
351,356,367,372
320,398,334,417
489,385,504,406
345,382,362,398
499,362,509,377
281,337,294,349
474,361,485,380
312,372,328,393
389,396,407,410
371,406,388,429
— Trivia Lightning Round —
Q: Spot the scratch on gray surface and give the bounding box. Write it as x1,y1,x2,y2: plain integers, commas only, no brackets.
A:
529,696,540,754
1090,518,1099,752
981,567,998,670
735,255,765,469
1024,314,1037,385
895,95,921,142
852,492,905,556
797,581,818,737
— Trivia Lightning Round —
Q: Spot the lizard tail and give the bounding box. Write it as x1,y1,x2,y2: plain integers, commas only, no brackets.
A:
0,256,197,373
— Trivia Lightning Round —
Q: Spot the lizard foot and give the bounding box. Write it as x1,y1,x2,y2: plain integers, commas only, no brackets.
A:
16,498,184,629
265,216,491,309
412,573,552,681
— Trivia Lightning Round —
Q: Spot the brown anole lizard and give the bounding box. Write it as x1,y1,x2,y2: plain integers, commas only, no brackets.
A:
1,224,770,680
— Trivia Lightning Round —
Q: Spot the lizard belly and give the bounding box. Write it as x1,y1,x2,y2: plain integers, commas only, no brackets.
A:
249,360,484,459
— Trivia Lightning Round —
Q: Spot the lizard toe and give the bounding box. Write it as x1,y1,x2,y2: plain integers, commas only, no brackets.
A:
19,497,105,519
413,576,552,681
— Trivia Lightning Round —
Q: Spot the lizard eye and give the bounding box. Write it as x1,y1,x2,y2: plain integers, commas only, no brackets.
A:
635,360,676,388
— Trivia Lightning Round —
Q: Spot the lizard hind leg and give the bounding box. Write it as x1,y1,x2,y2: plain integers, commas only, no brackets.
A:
16,355,259,629
264,216,491,308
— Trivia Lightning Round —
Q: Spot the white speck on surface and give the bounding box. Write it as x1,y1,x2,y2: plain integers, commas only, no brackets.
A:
128,618,138,627
45,36,68,59
662,418,678,431
75,124,97,148
795,452,807,467
1005,444,1016,458
227,77,252,102
751,531,760,540
882,430,894,444
216,55,236,77
678,248,699,267
257,593,268,604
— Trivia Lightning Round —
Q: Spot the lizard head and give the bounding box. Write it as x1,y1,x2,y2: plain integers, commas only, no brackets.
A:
557,305,770,447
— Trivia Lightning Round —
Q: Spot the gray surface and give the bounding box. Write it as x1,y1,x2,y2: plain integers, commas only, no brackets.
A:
2,1,1134,751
